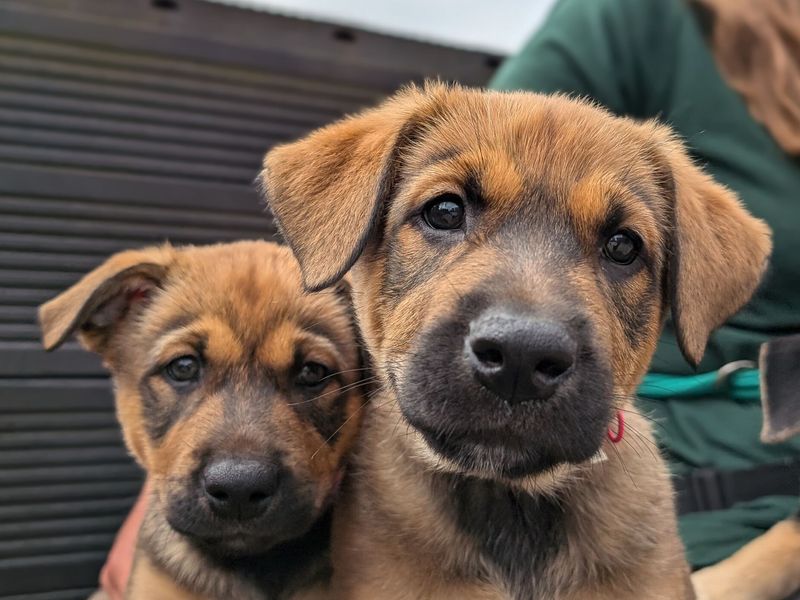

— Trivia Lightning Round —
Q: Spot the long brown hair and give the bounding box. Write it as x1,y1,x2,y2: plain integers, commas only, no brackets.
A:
693,0,800,155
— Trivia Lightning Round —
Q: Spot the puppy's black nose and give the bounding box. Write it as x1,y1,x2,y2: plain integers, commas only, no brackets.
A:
201,458,281,520
466,311,576,404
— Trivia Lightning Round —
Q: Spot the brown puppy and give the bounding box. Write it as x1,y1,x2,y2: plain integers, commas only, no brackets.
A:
261,84,772,600
38,241,367,600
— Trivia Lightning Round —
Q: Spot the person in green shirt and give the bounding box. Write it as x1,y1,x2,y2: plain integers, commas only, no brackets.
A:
491,0,800,580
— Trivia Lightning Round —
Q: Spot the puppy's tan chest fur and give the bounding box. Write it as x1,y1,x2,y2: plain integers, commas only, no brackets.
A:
333,404,692,600
128,555,208,600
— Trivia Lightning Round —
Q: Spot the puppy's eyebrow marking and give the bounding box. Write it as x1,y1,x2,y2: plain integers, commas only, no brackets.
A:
301,320,355,360
603,199,627,230
156,314,196,339
420,147,462,168
151,322,205,364
463,171,483,201
303,320,338,341
294,329,343,364
569,175,656,237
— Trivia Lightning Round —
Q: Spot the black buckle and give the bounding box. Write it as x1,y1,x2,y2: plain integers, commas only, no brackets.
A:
685,468,727,512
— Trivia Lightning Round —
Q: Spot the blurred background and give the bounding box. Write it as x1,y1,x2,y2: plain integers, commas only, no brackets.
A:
224,0,558,54
0,1,555,597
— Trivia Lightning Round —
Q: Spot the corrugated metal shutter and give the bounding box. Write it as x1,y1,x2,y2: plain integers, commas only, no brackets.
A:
0,0,495,597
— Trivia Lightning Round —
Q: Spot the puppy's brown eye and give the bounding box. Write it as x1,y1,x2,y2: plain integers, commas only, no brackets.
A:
423,194,465,230
603,231,641,265
296,362,330,388
164,355,200,383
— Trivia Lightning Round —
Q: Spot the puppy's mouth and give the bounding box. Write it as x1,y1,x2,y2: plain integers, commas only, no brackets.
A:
408,409,606,479
180,528,281,556
396,303,613,480
165,485,318,558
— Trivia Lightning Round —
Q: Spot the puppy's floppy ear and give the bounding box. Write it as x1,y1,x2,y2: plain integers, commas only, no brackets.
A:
38,246,173,353
651,127,772,367
260,85,435,291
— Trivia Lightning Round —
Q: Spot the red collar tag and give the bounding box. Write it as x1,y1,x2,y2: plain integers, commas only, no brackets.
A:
607,410,625,444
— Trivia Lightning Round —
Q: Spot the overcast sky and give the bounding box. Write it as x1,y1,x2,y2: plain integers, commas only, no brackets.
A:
210,0,559,54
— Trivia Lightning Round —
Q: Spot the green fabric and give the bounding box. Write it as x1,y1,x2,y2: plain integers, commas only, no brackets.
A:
490,0,800,568
680,496,799,568
639,369,760,401
638,395,800,475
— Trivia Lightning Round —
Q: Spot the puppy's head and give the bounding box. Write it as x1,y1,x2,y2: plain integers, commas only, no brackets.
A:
261,84,770,483
39,241,365,556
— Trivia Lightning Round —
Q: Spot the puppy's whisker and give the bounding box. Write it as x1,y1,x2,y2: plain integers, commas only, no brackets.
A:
311,397,372,460
609,443,638,490
285,377,379,406
324,366,374,378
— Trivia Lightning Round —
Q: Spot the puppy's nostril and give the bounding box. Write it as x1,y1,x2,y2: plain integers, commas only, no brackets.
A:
207,486,229,502
249,491,267,503
471,340,504,368
476,347,503,367
536,358,572,379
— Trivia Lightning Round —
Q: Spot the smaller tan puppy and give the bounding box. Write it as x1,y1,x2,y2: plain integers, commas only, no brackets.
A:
39,241,367,600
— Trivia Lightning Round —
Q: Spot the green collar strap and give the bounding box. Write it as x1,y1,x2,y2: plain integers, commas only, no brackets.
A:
638,360,760,401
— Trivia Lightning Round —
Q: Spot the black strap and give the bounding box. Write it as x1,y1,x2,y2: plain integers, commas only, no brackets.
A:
675,459,800,515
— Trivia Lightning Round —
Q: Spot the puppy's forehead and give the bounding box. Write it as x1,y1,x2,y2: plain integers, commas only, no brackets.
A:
411,92,649,171
139,242,352,359
403,92,664,217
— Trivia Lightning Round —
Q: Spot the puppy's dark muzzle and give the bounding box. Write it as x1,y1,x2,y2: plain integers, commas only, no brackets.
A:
466,310,577,404
168,452,317,556
398,293,612,478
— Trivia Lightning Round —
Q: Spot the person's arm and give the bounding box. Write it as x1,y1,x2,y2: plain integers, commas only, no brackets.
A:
99,479,150,600
490,0,681,120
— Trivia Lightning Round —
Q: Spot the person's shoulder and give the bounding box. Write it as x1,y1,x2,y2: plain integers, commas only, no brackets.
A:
491,0,694,111
559,0,695,59
548,0,688,28
536,0,691,65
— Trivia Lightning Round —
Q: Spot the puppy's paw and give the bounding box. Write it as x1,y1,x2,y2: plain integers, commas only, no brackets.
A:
691,565,740,600
692,518,800,600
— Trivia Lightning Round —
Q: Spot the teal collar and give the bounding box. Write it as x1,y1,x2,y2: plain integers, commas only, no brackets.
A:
638,360,760,401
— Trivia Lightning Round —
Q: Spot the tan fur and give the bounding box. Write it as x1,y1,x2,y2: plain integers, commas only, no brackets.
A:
262,84,771,599
128,553,206,600
39,241,366,600
331,401,690,600
692,517,800,600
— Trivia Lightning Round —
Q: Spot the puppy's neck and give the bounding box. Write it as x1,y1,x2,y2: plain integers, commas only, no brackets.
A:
137,504,331,600
345,393,683,599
